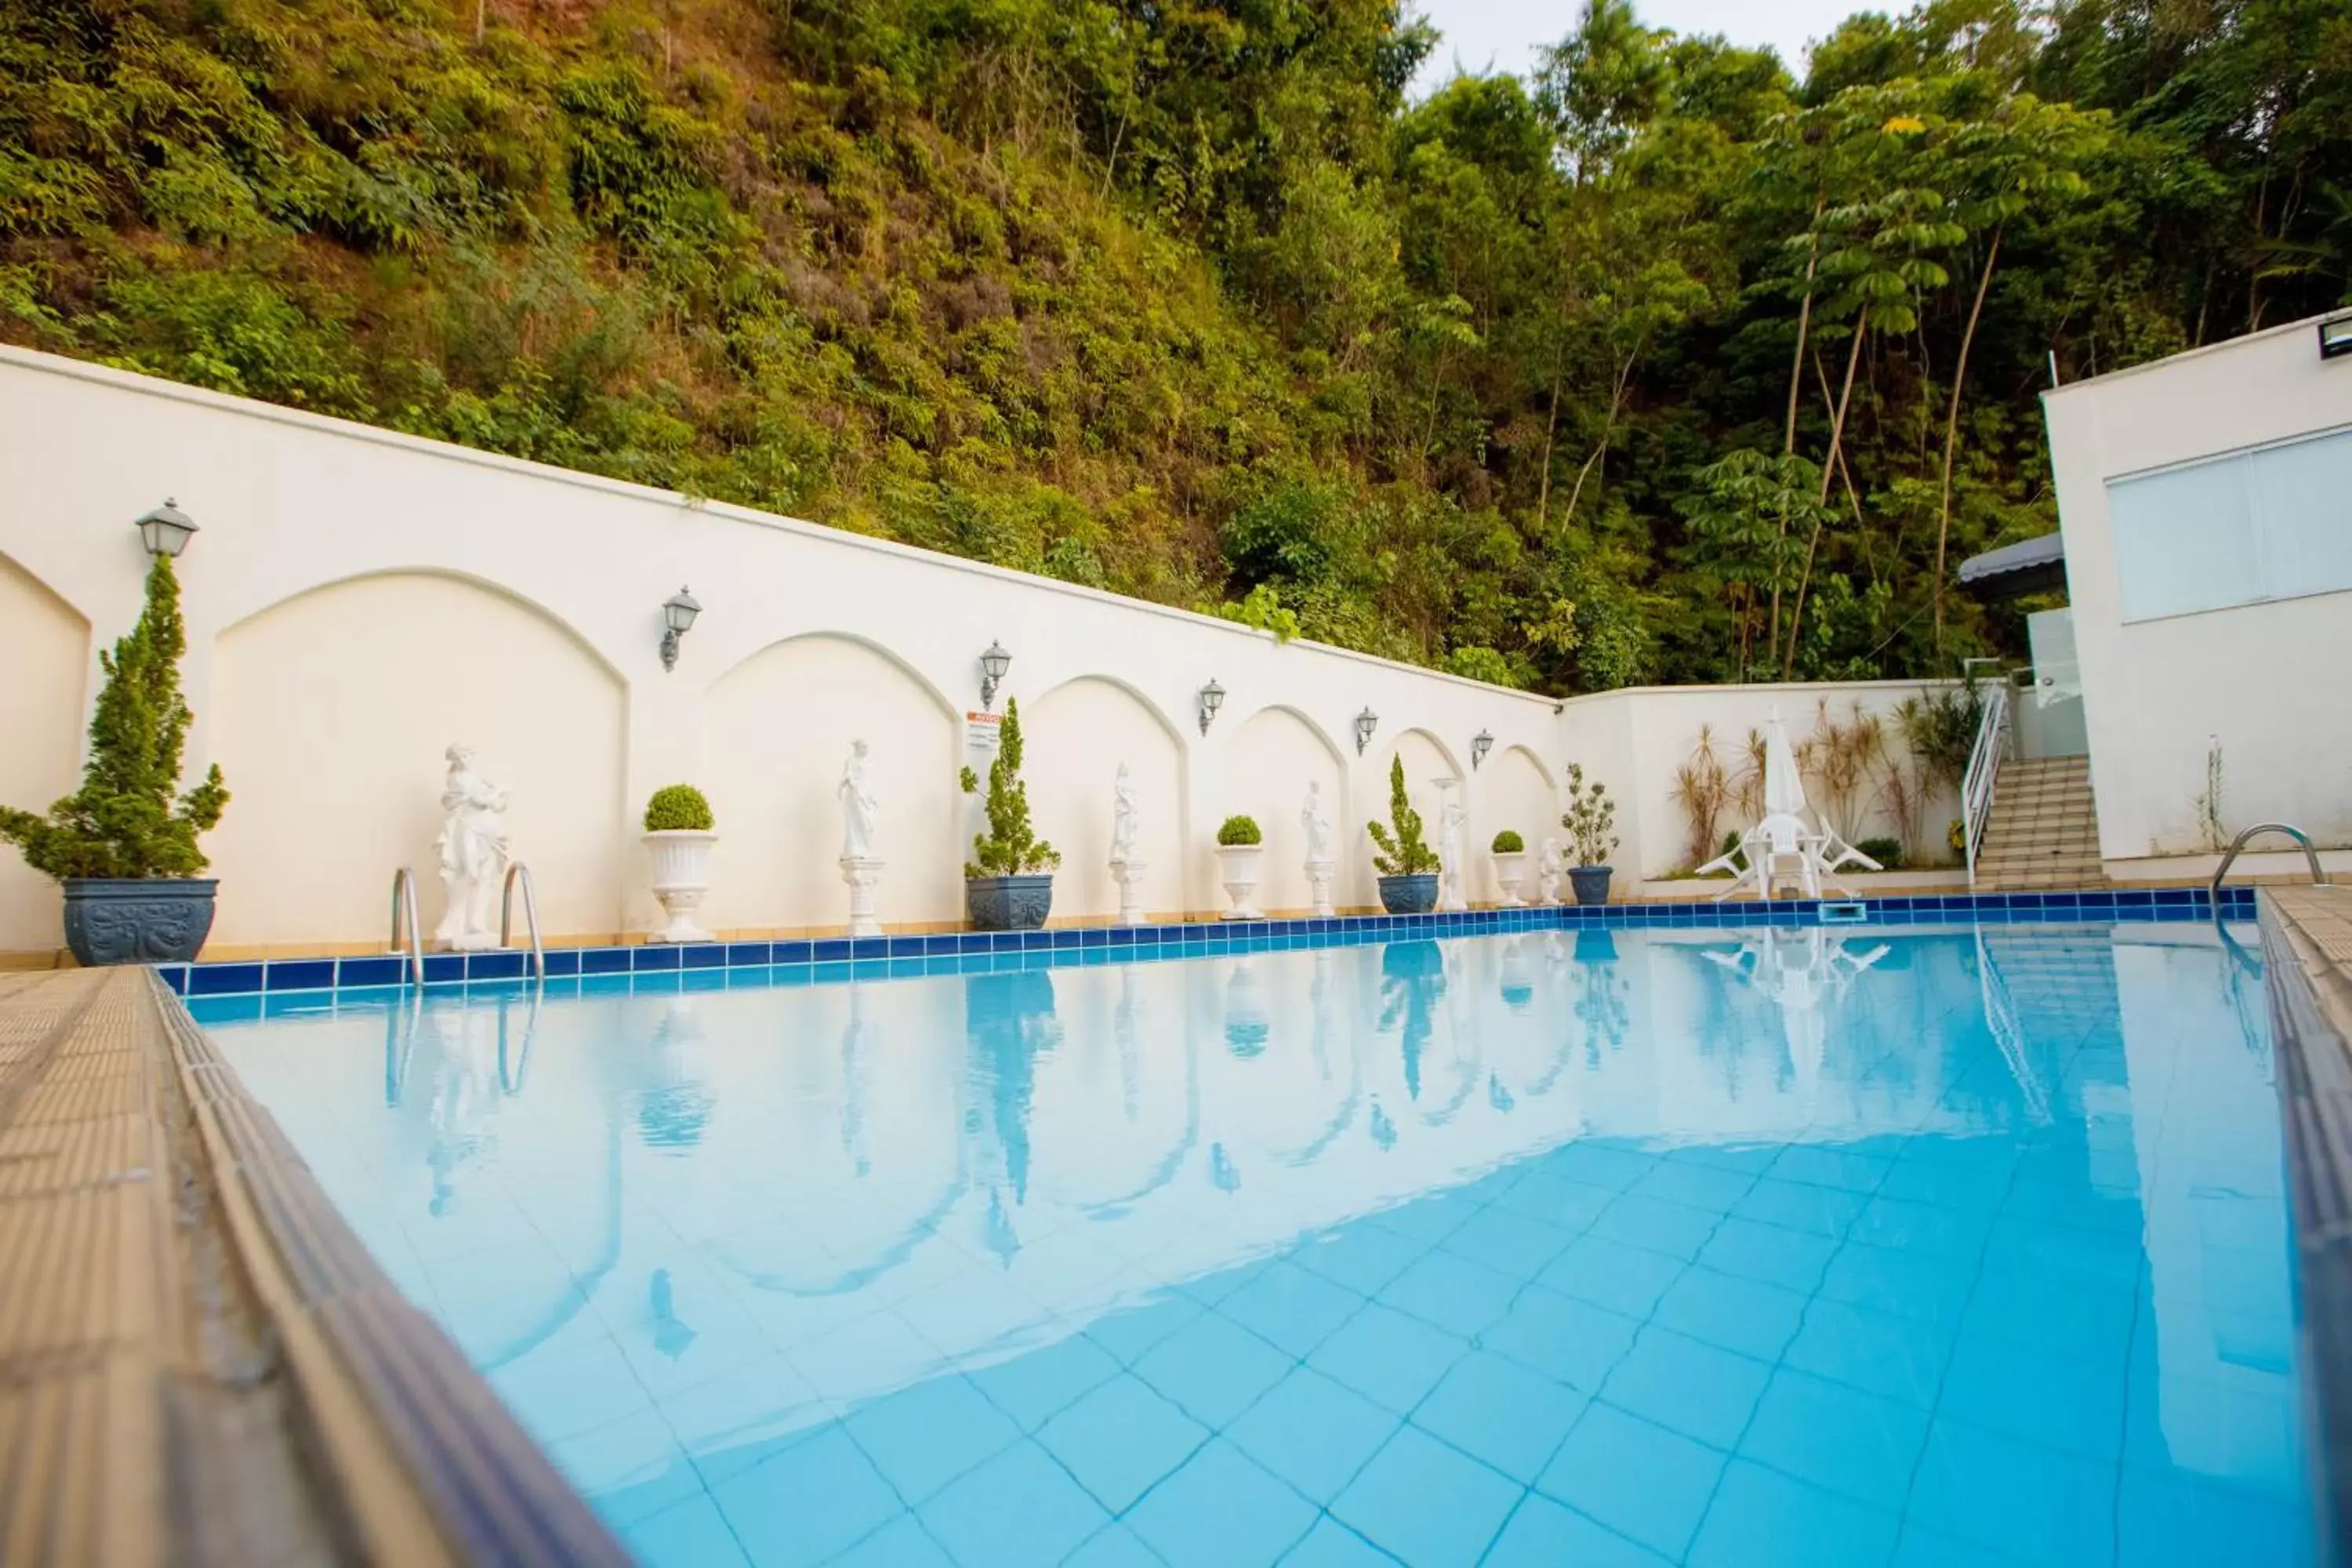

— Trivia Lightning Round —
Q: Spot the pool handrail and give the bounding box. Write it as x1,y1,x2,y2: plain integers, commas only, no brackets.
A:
387,866,426,986
2211,822,2328,911
499,861,548,982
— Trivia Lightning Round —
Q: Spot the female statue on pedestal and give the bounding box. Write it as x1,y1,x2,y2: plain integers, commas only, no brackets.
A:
838,739,879,861
1110,763,1140,863
1301,780,1334,864
434,743,510,949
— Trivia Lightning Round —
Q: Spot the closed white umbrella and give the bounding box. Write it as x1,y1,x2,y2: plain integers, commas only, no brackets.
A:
1761,707,1809,819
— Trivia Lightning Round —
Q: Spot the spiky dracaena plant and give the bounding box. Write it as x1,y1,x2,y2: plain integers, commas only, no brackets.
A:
0,556,227,880
1367,755,1440,876
962,698,1060,877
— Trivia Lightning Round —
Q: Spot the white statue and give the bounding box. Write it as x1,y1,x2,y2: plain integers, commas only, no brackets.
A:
1537,837,1566,905
1438,786,1468,911
1110,763,1140,863
434,743,511,950
838,739,879,861
1301,781,1334,864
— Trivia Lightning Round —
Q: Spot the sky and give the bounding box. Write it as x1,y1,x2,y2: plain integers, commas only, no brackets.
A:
1406,0,1870,96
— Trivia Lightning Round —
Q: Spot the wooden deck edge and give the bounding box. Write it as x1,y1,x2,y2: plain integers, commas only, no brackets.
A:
2255,887,2352,1567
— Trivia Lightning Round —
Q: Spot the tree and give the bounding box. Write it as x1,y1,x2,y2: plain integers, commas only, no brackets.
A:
962,698,1060,876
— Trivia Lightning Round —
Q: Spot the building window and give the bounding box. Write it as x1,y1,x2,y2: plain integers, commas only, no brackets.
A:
2108,424,2352,622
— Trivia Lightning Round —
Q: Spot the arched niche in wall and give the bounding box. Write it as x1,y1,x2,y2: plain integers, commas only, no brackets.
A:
1221,706,1347,916
1025,676,1185,922
1380,727,1461,855
1483,745,1556,898
210,571,626,949
0,552,88,953
703,633,961,934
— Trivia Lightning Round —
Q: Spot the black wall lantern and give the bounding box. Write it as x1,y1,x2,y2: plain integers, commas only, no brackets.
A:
659,586,701,672
136,499,198,558
1355,707,1378,756
1471,730,1494,769
1198,678,1226,735
978,641,1011,709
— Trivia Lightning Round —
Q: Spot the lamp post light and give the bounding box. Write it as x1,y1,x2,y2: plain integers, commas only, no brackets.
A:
659,586,701,672
136,499,198,559
1471,730,1494,770
1355,707,1378,757
1198,678,1226,735
978,641,1012,710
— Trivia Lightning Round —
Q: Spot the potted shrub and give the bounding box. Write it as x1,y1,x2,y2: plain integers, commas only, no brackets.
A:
961,697,1060,931
1560,763,1620,906
1490,829,1528,907
1,554,228,964
643,784,717,943
1215,815,1265,920
1367,757,1440,914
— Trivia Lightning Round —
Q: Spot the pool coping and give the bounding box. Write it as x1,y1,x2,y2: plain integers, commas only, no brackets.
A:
158,885,2257,1000
0,965,631,1568
2259,886,2352,1566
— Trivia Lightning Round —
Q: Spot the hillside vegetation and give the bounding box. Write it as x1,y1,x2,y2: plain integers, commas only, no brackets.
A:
3,0,2346,689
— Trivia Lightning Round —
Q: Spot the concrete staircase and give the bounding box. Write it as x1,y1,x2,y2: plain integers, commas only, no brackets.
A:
1975,756,2107,891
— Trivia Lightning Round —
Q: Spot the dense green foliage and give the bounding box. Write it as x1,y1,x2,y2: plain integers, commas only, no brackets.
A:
964,698,1058,875
4,0,2346,688
1217,814,1262,846
1559,761,1618,866
0,557,228,879
643,782,714,830
1492,829,1524,854
1367,756,1439,875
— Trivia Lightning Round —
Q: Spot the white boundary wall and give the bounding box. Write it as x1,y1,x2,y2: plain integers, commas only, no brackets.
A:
2044,314,2352,874
0,347,1945,955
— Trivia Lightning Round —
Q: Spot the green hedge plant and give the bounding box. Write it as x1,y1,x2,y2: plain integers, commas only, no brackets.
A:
1492,829,1525,854
962,698,1060,877
0,556,227,880
644,784,714,832
1217,815,1262,846
1367,756,1440,877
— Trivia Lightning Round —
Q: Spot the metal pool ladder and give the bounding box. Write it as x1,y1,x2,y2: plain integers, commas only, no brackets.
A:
2210,822,2329,911
389,866,426,985
500,862,548,982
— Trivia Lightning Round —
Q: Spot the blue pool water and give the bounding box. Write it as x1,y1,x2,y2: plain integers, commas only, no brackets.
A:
199,922,2313,1567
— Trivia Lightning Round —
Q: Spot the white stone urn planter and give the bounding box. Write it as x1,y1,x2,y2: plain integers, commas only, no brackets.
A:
644,830,717,943
1216,844,1266,920
1491,850,1529,907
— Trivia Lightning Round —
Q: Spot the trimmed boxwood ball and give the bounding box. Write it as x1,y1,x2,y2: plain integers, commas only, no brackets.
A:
1217,815,1262,846
644,784,714,832
1492,829,1524,854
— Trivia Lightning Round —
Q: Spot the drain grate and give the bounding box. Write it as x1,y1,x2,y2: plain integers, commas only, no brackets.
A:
1819,901,1868,924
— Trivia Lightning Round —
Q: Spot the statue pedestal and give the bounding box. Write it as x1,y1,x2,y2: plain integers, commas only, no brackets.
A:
840,855,884,938
1110,858,1148,927
1304,859,1337,918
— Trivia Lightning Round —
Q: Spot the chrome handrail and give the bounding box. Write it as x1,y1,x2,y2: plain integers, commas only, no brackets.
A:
389,866,426,986
499,862,547,982
1960,681,2013,891
2209,822,2328,907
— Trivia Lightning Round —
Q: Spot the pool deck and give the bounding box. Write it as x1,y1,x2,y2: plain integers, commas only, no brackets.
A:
0,966,627,1567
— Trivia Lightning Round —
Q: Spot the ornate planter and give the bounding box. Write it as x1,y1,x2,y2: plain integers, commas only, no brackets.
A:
643,830,717,944
1490,851,1528,907
1569,866,1614,907
1377,873,1439,916
61,877,218,966
1216,844,1265,920
967,874,1054,932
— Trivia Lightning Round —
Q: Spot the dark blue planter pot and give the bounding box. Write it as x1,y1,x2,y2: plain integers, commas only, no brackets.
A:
1377,873,1439,915
61,877,218,965
1568,866,1614,907
967,874,1054,932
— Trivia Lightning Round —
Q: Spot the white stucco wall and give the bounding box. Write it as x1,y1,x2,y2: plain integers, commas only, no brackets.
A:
0,346,1946,955
2045,315,2352,867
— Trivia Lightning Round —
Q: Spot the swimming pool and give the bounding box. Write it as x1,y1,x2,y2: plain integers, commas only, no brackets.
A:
199,920,2311,1567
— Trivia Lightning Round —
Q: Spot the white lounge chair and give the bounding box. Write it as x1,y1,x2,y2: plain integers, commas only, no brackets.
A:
1697,811,1824,901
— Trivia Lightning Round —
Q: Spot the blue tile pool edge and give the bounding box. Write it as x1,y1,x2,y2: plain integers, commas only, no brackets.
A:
156,886,2259,999
2255,896,2352,1566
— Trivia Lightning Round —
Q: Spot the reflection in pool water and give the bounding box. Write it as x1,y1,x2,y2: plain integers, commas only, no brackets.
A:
204,924,2310,1567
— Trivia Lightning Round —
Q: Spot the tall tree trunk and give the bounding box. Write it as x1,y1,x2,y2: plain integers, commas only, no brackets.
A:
1781,314,1868,677
1535,300,1572,530
1784,193,1826,456
1561,334,1644,529
1933,225,2002,655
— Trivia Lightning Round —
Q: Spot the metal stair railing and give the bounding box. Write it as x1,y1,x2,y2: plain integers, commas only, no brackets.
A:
499,862,547,982
389,866,426,986
2209,822,2328,914
1960,681,2013,891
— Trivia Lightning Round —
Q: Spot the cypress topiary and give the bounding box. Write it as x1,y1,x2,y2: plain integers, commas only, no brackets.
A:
0,555,227,880
962,697,1060,877
1367,755,1439,876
